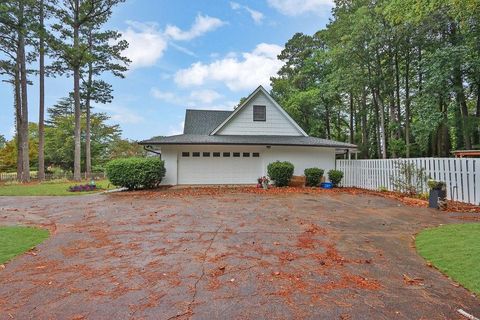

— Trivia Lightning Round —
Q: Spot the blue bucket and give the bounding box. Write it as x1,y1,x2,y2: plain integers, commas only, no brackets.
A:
320,182,333,189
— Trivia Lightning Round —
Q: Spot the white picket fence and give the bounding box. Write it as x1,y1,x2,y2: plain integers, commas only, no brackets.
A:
337,158,480,205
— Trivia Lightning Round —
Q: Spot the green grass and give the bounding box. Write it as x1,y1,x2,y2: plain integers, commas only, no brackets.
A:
0,226,49,264
416,223,480,295
0,179,113,196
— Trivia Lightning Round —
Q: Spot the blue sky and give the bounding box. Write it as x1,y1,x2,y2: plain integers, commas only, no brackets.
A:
0,0,334,141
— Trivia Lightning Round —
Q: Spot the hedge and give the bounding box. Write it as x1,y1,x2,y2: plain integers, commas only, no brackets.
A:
106,157,166,190
304,168,324,187
327,169,344,187
267,161,294,187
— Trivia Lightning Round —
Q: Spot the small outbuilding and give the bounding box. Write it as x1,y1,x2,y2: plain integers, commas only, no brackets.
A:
140,86,356,185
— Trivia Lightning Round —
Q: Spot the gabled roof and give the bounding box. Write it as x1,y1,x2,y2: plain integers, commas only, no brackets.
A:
210,86,308,136
183,109,232,135
139,134,357,149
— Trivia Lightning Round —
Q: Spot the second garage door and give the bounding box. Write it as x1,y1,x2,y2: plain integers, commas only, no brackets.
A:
178,151,262,185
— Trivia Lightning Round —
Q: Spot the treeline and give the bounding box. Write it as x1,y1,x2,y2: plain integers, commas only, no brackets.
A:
271,0,480,159
0,0,130,182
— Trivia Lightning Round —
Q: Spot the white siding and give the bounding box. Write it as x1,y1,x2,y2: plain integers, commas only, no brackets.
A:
159,146,178,185
261,146,336,177
157,145,336,185
215,92,303,136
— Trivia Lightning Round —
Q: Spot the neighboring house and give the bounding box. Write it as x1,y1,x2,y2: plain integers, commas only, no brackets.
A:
139,86,357,185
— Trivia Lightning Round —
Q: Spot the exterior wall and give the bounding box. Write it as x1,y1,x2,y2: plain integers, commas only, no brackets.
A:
158,146,178,185
154,145,336,185
215,91,303,136
261,146,336,177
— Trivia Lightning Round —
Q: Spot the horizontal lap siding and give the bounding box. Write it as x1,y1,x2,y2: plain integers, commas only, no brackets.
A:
337,158,480,205
216,93,302,136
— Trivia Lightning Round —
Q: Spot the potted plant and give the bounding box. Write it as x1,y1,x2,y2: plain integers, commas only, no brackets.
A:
427,179,446,209
258,176,270,190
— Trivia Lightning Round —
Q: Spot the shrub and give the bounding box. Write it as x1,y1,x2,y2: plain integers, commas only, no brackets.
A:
327,169,344,187
304,168,324,187
106,157,166,190
267,161,294,187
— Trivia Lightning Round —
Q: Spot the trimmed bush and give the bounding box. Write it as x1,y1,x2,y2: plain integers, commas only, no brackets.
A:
267,161,294,187
304,168,324,187
106,157,166,190
327,169,344,187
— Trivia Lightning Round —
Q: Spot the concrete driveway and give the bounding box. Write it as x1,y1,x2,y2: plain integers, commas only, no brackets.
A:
0,189,478,319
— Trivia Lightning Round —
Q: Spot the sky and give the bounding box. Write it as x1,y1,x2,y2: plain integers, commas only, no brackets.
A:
0,0,334,141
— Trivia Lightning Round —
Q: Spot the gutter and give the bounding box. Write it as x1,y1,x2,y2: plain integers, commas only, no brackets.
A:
143,145,161,155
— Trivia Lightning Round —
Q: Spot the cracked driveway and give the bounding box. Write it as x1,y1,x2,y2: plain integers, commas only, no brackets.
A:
0,190,479,319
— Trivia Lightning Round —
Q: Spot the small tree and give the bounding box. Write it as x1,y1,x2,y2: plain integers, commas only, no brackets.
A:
390,161,428,195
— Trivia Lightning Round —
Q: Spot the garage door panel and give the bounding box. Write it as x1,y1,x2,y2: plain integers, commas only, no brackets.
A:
178,155,260,184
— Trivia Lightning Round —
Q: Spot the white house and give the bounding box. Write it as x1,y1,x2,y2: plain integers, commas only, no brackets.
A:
139,86,357,185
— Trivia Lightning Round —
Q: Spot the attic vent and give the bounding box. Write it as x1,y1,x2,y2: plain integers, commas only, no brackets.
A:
253,105,266,121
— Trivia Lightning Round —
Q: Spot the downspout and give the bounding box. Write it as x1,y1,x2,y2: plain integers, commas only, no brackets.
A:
143,145,161,156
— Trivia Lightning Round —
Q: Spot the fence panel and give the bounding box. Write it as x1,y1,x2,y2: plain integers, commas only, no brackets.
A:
337,157,480,206
0,172,106,182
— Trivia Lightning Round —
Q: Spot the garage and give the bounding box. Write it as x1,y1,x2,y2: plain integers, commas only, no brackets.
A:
177,151,262,185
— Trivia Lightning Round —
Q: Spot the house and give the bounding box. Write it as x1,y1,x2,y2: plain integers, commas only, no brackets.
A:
139,86,357,185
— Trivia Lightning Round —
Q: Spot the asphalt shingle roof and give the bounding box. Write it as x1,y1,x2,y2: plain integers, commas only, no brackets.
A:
140,134,357,149
183,109,232,135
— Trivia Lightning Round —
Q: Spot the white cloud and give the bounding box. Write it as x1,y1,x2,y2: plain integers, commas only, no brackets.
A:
230,2,264,24
95,104,144,124
121,21,168,70
164,14,225,41
267,0,334,16
120,14,224,69
151,88,223,106
174,43,283,91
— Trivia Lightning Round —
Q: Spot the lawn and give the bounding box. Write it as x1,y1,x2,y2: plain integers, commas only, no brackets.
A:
0,226,49,264
0,179,113,196
416,223,480,295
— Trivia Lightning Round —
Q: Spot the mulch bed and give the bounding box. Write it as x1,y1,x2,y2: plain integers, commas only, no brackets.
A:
108,185,480,214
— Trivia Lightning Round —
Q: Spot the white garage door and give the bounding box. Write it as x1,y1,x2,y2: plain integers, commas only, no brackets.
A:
178,151,261,184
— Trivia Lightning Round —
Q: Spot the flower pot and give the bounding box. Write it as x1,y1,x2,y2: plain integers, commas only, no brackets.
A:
429,188,446,209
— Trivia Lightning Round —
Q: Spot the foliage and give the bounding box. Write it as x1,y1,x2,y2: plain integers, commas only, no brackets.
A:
267,161,294,187
304,167,324,187
271,0,480,158
327,169,344,187
416,223,480,295
427,179,446,190
390,161,428,195
0,226,49,264
106,157,166,190
69,183,97,192
0,179,111,196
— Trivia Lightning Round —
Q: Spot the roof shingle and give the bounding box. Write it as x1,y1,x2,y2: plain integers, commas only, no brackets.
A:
183,109,232,135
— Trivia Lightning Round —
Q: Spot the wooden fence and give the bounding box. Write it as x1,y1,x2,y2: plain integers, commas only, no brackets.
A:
337,158,480,205
0,172,106,182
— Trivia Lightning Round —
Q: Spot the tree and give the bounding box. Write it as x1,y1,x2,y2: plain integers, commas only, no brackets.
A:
0,0,35,181
81,20,128,178
48,0,125,181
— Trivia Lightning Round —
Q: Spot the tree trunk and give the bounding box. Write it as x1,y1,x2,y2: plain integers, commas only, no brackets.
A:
405,48,411,157
453,70,472,150
85,61,93,179
372,88,387,159
394,50,402,138
73,0,82,181
18,1,30,182
38,0,46,181
14,58,23,180
349,91,354,144
325,103,331,140
361,88,368,158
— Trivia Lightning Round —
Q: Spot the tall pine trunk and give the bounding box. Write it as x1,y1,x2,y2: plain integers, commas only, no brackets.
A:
85,61,93,179
73,0,82,181
38,0,46,181
18,1,30,182
349,92,354,144
14,59,23,180
405,48,411,157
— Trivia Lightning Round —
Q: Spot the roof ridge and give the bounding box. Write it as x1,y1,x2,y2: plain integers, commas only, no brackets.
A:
185,109,232,112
